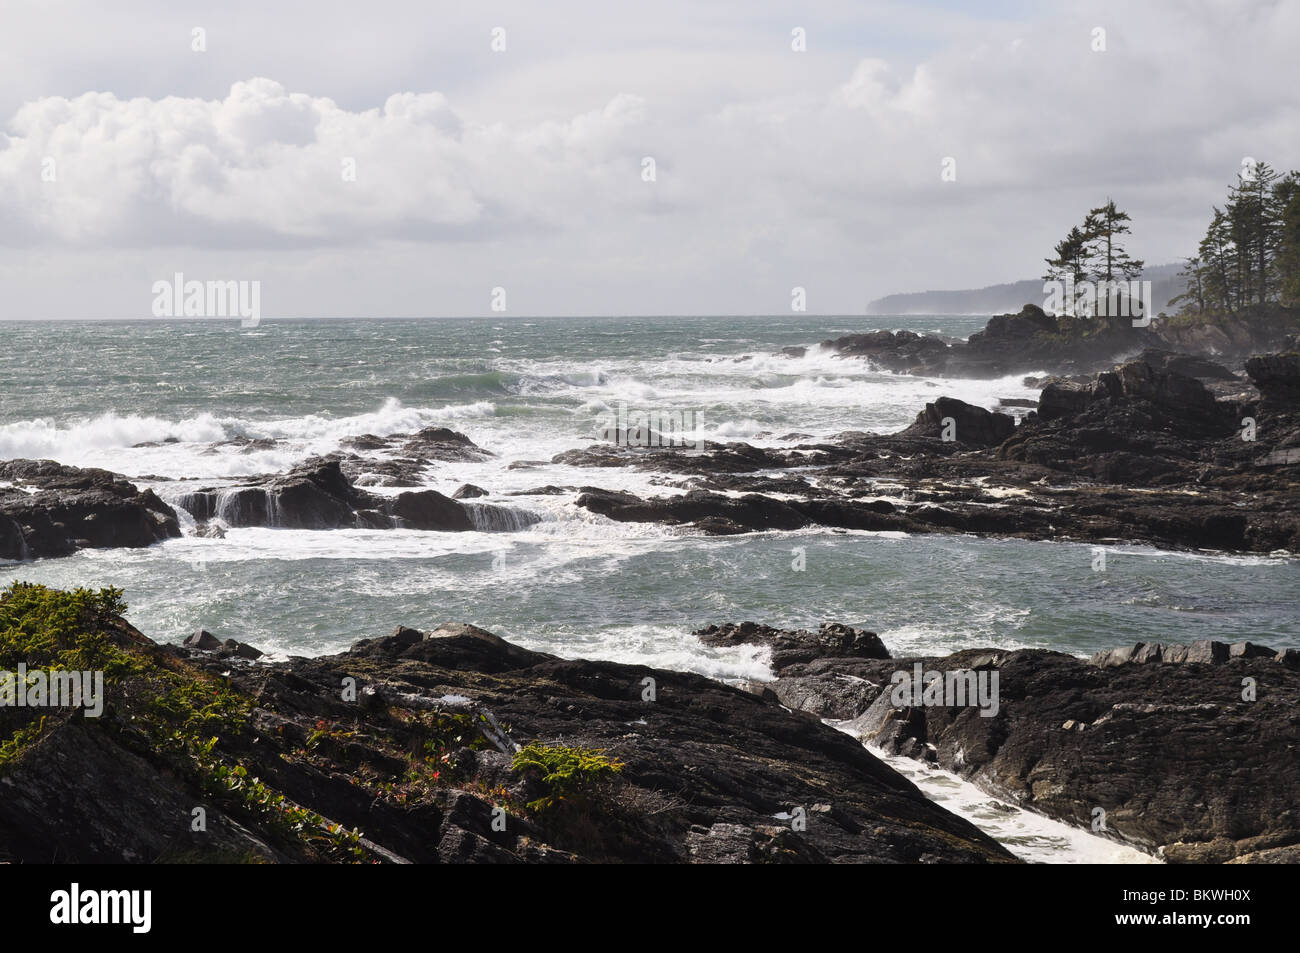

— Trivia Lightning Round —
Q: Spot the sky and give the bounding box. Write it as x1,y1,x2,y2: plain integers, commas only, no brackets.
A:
0,0,1296,319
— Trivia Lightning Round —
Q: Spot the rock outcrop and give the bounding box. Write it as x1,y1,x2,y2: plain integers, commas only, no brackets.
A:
705,623,1300,863
825,303,1300,379
565,353,1300,553
0,460,181,560
0,588,1016,865
825,304,1156,378
900,397,1017,447
175,459,539,534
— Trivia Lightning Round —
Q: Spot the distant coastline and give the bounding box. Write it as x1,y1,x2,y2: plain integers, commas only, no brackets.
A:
868,263,1184,316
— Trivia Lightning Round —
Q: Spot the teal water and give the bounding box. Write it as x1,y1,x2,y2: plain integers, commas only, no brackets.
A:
1,315,1296,670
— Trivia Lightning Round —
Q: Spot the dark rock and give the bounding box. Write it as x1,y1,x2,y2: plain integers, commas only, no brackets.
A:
766,643,1300,863
184,630,222,651
173,460,538,536
386,489,474,531
0,600,1016,865
452,484,490,499
392,626,424,647
900,397,1016,447
0,460,181,560
1138,348,1238,381
399,428,492,462
1229,641,1277,660
220,638,264,660
1245,352,1300,405
696,622,890,674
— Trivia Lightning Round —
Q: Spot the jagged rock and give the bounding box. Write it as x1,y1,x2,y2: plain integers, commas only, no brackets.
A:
385,489,474,531
220,638,264,660
1246,352,1300,404
0,460,181,560
900,397,1016,447
184,630,222,651
0,598,1016,865
695,622,890,674
1137,348,1238,381
825,305,1157,378
760,642,1300,863
174,460,538,535
398,428,493,462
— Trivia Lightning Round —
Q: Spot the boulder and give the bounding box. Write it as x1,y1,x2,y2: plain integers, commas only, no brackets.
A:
900,397,1017,447
183,630,222,651
0,460,181,560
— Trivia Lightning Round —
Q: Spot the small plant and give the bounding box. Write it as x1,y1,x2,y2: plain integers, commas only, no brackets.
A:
0,583,366,861
510,741,624,812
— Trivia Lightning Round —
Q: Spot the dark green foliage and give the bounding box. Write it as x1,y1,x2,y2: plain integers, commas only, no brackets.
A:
1175,162,1300,316
511,741,624,812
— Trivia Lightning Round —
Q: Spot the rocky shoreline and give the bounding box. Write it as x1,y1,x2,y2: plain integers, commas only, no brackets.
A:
3,358,1299,557
0,588,1016,864
4,306,1299,560
1,587,1292,864
711,621,1300,863
565,346,1300,553
2,308,1296,864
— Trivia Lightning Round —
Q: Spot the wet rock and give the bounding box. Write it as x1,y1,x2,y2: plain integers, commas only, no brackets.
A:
764,642,1300,863
173,460,537,536
0,460,181,560
1246,352,1300,405
399,428,493,462
184,630,222,651
0,599,1017,865
452,484,490,499
219,638,264,660
900,397,1017,447
696,622,890,674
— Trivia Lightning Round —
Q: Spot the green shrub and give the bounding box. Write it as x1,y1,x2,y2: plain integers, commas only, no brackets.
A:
510,741,624,812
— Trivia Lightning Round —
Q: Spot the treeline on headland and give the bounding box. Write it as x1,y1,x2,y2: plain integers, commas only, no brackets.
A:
873,161,1300,324
1043,161,1300,322
1170,161,1300,317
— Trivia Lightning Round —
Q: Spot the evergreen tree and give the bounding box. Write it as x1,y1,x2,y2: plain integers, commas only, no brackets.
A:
1043,225,1091,315
1272,175,1300,307
1176,163,1299,315
1168,256,1205,315
1197,207,1237,314
1083,199,1145,283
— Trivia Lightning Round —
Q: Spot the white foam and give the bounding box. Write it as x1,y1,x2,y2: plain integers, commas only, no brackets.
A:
851,735,1160,865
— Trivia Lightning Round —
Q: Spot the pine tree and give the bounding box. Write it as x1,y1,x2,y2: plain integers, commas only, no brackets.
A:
1083,199,1145,283
1168,256,1205,315
1178,164,1300,315
1227,162,1280,306
1198,207,1237,314
1271,174,1300,307
1043,225,1091,315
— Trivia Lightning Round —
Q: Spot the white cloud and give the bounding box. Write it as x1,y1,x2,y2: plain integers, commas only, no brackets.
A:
0,0,1297,317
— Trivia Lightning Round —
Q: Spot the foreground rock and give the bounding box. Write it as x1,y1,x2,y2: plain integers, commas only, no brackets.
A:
0,587,1015,864
707,623,1300,863
0,460,181,560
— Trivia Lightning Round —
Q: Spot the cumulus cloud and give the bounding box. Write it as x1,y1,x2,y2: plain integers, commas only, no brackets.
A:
0,78,661,244
0,0,1296,316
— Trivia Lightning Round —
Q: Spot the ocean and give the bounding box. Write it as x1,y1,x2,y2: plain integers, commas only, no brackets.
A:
3,314,1295,862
